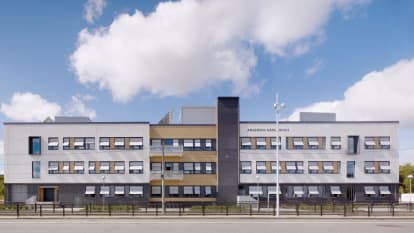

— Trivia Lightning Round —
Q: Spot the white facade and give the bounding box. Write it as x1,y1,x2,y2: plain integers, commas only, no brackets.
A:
4,123,150,184
239,122,399,184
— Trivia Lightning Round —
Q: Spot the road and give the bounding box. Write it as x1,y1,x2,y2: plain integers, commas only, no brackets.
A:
0,218,413,233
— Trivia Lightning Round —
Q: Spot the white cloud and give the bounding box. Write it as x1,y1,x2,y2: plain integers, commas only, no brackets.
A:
0,92,62,121
70,0,369,102
288,58,414,127
65,94,97,119
0,92,97,122
84,0,106,23
305,58,323,76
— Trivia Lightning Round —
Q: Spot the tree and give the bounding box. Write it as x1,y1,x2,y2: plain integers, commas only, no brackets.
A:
399,164,414,193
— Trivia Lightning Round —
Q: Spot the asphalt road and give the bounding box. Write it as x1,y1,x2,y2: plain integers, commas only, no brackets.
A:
0,218,413,233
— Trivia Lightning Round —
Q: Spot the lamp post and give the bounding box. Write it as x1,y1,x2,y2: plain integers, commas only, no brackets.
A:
408,174,413,203
161,140,166,214
273,93,285,217
101,175,106,211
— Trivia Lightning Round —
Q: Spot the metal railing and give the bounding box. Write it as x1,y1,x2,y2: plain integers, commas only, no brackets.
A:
1,201,414,217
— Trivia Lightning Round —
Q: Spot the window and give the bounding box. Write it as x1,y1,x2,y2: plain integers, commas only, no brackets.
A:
346,161,355,178
184,162,194,174
364,137,376,149
322,161,334,174
151,186,161,196
379,137,391,149
29,136,41,155
62,161,70,174
74,161,84,174
100,186,110,196
240,138,252,150
151,163,161,172
151,139,161,146
293,137,304,149
364,186,376,196
100,161,110,174
308,186,320,197
379,161,390,174
240,161,252,174
32,161,40,178
74,137,85,150
194,139,201,151
255,138,266,150
271,137,281,150
114,137,125,150
85,137,95,150
308,137,319,149
114,186,125,196
62,137,70,150
183,139,194,151
129,137,143,150
48,161,59,174
194,186,201,196
286,161,303,174
331,137,341,150
99,137,110,150
205,139,213,151
114,161,125,174
48,137,59,150
129,186,143,196
270,161,280,174
184,186,193,196
205,162,213,174
347,136,359,154
169,186,179,196
85,186,95,196
88,161,97,174
129,161,144,174
205,186,212,197
256,161,266,174
364,161,375,174
194,162,201,174
308,161,319,174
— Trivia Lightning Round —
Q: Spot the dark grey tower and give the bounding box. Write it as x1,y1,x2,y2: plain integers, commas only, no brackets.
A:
216,97,240,204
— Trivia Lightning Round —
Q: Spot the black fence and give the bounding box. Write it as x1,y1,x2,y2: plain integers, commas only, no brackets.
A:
1,201,413,217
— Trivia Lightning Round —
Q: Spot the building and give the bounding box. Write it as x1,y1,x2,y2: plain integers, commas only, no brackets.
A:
2,97,399,205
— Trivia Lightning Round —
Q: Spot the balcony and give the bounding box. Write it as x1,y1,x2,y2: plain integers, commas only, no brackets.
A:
150,170,184,180
150,145,183,157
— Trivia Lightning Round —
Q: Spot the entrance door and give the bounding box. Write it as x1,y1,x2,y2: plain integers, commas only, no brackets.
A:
38,187,59,202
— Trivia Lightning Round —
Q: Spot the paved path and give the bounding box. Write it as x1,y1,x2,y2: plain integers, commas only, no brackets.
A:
1,218,414,233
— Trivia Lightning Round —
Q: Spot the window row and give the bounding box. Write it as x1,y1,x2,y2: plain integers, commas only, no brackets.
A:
239,136,391,151
246,185,392,198
150,162,216,174
46,161,144,175
240,161,340,174
151,185,215,197
240,160,391,175
150,139,216,151
85,185,144,196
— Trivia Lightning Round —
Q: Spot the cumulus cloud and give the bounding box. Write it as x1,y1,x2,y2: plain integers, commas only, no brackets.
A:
288,58,414,127
0,92,97,122
0,92,62,121
84,0,106,23
305,58,323,76
70,0,369,102
65,94,97,119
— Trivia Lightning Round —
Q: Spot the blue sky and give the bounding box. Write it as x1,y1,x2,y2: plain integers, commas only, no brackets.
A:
1,0,414,172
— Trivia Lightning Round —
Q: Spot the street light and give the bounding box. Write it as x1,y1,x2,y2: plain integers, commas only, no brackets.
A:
408,174,413,203
101,175,106,211
273,93,285,217
161,140,166,214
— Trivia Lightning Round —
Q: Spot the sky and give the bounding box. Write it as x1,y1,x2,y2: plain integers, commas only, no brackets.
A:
0,0,414,173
